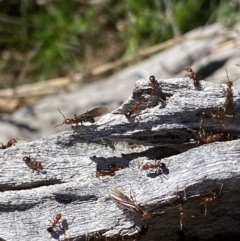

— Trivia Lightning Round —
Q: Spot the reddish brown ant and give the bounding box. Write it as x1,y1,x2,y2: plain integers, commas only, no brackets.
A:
47,213,62,232
0,138,18,149
149,75,158,96
189,120,231,146
200,69,238,125
147,75,165,108
96,163,124,177
208,133,231,143
223,69,238,122
109,188,151,219
141,159,167,176
96,169,115,177
171,188,187,230
184,67,200,87
23,155,43,171
55,107,108,127
55,109,79,127
197,129,231,145
124,100,143,118
201,184,223,216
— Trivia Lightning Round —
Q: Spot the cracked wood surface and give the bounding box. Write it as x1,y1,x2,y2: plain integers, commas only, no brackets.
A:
0,78,240,241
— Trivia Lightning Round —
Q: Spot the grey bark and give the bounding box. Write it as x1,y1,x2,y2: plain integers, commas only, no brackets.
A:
0,78,240,241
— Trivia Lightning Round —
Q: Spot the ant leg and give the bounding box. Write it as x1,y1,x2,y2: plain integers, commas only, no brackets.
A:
219,183,223,196
204,205,208,216
85,230,89,241
180,218,183,231
183,188,187,201
179,204,185,230
129,186,137,205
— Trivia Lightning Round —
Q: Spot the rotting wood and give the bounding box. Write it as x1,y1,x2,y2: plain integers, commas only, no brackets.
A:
0,78,240,241
74,78,240,147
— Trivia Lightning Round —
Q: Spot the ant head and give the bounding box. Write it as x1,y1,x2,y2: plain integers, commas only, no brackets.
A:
47,227,53,232
159,162,166,169
141,163,148,170
55,109,71,127
9,139,17,143
110,171,116,176
64,119,72,125
124,112,131,119
143,211,152,219
23,156,30,162
227,81,233,88
184,67,192,72
56,213,62,219
149,75,156,83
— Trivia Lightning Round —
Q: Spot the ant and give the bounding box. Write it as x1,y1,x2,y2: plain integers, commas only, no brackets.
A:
149,75,158,96
141,159,167,175
189,120,231,146
184,67,201,87
147,75,165,108
96,169,115,178
171,188,187,230
23,155,43,171
55,107,108,127
124,99,143,119
109,188,152,219
55,109,80,127
0,138,18,149
96,163,124,178
47,213,62,232
223,69,238,122
197,129,231,145
201,184,223,216
208,132,231,143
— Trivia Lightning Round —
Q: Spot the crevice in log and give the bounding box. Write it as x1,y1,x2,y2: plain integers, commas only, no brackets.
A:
0,203,38,212
53,194,98,204
0,179,63,191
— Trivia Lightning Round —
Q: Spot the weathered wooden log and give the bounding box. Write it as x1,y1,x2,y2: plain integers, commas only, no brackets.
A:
0,78,240,241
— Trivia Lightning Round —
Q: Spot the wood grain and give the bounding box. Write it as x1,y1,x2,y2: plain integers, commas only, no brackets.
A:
0,78,240,241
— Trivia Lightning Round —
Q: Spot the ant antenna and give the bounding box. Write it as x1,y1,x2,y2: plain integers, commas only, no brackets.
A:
219,183,223,195
225,68,230,82
225,68,240,83
55,109,66,127
57,108,66,120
